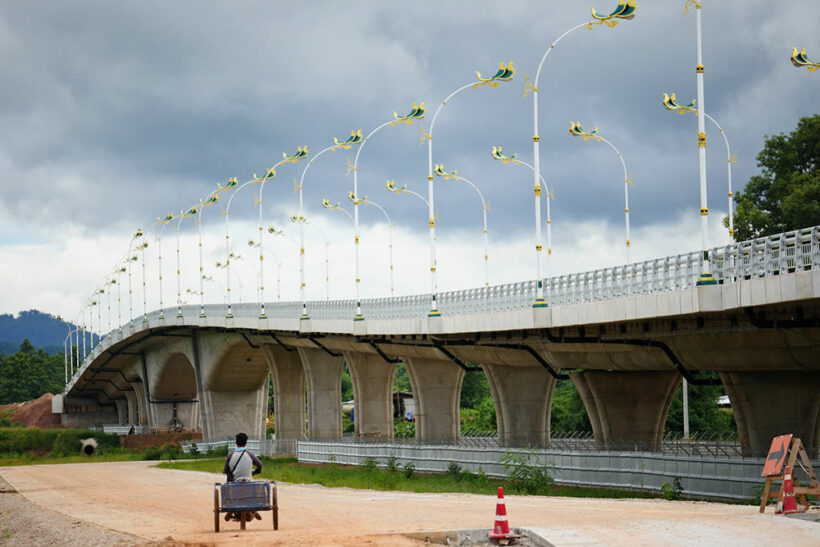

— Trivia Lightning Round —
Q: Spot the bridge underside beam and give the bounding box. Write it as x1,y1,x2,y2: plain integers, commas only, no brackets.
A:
720,371,820,457
571,370,680,450
403,356,464,444
484,364,555,448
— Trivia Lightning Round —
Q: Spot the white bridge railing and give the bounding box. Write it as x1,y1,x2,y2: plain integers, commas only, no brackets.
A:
101,225,820,327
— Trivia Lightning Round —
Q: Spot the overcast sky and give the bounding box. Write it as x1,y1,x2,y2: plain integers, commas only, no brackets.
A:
0,1,817,323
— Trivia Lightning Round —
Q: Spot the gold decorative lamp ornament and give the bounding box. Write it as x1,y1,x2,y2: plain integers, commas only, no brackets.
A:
791,48,819,72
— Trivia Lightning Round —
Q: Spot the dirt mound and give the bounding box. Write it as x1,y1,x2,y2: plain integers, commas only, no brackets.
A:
119,431,202,451
0,393,62,428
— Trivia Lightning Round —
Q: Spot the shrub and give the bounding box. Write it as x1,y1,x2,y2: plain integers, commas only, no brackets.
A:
361,457,378,472
385,455,399,473
499,450,554,495
446,462,463,480
661,477,684,501
403,462,415,479
51,431,82,456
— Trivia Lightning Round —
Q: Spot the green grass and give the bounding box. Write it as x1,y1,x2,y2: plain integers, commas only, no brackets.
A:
158,457,657,499
0,451,147,466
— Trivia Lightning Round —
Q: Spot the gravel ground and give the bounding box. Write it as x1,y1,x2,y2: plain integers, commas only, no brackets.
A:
0,461,818,546
0,475,140,546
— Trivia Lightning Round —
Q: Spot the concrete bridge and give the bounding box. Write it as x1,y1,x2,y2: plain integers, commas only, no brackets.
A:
59,226,820,457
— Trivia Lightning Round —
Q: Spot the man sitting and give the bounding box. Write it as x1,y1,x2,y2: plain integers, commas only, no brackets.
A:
223,432,263,521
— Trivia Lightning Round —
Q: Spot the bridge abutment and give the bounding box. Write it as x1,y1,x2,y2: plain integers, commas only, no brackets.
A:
403,357,464,444
344,351,395,440
299,348,344,441
484,364,555,447
571,370,680,450
720,371,820,457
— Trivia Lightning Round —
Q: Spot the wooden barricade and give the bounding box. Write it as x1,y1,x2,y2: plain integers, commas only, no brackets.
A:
759,435,820,513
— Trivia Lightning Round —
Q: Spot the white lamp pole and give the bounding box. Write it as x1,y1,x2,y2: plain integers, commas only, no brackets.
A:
662,93,735,238
296,132,361,317
426,63,514,314
527,1,637,305
490,147,556,273
569,122,633,263
154,214,175,319
350,105,425,321
433,165,491,287
359,199,395,295
195,191,219,318
684,0,716,285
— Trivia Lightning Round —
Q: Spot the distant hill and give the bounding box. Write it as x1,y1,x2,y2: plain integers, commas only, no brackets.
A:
0,310,77,354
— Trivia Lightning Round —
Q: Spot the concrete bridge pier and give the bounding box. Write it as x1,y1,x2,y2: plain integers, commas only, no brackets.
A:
115,399,128,425
403,357,465,444
484,364,555,448
143,348,200,433
264,344,306,442
344,351,395,441
299,348,344,441
570,371,680,450
720,371,820,457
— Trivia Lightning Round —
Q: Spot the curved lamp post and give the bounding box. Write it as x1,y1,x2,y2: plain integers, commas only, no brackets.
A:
175,206,200,318
525,1,637,306
683,0,716,285
154,213,175,319
215,257,244,303
569,122,633,263
425,62,514,315
194,191,220,317
433,164,491,286
221,147,307,319
201,273,227,304
290,215,333,300
248,239,284,301
124,229,144,327
490,146,556,268
663,93,736,238
791,47,820,72
295,131,361,318
348,104,425,321
356,198,395,295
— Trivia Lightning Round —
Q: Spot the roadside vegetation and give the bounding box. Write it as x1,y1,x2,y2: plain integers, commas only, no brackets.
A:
158,453,656,500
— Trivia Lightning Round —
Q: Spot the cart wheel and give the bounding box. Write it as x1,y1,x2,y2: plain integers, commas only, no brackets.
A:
213,483,220,533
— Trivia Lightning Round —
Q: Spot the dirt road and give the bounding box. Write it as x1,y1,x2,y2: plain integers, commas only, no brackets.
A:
1,461,818,545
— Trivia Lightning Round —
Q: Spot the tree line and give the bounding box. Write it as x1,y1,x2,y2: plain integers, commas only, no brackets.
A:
0,340,66,405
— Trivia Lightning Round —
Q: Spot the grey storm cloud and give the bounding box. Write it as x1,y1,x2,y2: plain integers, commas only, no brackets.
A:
0,0,817,245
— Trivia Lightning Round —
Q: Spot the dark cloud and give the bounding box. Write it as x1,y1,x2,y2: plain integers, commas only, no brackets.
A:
0,0,816,246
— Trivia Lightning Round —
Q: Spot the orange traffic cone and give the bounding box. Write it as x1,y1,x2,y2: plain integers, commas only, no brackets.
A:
488,486,513,540
779,466,807,515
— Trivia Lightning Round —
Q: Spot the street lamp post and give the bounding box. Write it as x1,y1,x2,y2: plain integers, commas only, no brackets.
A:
684,0,716,285
295,132,361,318
138,240,149,324
195,191,220,318
568,122,633,263
425,62,514,315
433,165,491,286
490,147,556,272
290,215,334,300
357,199,395,295
154,213,175,320
663,93,736,238
526,1,637,306
350,104,425,321
248,239,284,301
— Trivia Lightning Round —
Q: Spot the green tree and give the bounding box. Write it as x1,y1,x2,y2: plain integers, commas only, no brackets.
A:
730,115,820,241
0,340,65,404
549,380,591,433
665,373,735,435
